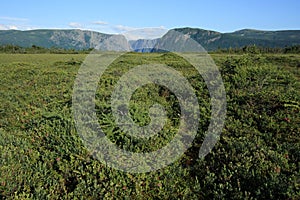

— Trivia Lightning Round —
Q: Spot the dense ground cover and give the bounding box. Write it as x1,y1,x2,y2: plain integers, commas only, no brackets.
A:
0,52,299,199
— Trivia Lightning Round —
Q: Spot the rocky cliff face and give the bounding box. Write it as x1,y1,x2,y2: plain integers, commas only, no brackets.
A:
49,29,111,49
95,34,131,51
165,28,300,51
0,29,131,50
153,29,206,52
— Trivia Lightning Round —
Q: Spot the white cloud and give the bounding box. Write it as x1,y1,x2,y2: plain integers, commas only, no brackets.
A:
0,16,28,22
122,27,168,40
68,22,83,28
0,24,24,30
8,25,18,30
0,24,9,30
0,16,33,30
114,25,136,32
92,20,108,25
109,25,168,40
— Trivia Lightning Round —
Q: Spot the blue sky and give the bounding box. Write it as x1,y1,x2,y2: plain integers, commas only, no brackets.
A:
1,0,299,39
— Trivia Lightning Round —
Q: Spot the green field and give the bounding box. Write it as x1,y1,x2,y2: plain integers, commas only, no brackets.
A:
0,52,299,199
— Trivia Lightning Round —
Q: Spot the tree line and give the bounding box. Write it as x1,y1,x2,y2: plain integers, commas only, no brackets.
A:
214,44,300,54
0,44,93,54
0,44,300,54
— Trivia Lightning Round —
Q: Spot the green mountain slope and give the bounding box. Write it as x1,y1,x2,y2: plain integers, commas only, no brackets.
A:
0,29,115,50
172,28,300,50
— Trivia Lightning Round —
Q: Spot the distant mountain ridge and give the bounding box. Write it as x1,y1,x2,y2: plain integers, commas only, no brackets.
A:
168,28,300,51
0,29,131,51
0,28,299,51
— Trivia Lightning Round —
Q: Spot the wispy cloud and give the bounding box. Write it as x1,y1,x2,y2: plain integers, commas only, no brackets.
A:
108,25,168,40
0,24,27,30
92,20,108,25
0,24,9,30
114,25,136,32
8,25,18,29
0,16,32,30
69,22,83,29
0,16,28,22
120,26,168,40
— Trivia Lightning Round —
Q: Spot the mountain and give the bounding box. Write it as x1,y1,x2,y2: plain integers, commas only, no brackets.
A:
168,28,300,51
0,29,131,51
0,28,299,51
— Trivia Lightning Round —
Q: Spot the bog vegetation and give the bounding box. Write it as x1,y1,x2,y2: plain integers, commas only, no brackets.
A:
0,49,299,199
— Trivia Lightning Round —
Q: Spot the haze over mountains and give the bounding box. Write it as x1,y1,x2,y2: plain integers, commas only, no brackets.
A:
0,27,299,51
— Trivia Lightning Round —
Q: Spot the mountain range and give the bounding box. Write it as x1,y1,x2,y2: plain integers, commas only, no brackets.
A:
0,27,299,51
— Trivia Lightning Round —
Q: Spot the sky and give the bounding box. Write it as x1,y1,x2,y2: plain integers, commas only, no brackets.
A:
1,0,299,39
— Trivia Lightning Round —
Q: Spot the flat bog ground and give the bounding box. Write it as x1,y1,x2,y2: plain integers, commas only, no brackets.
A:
0,53,299,199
